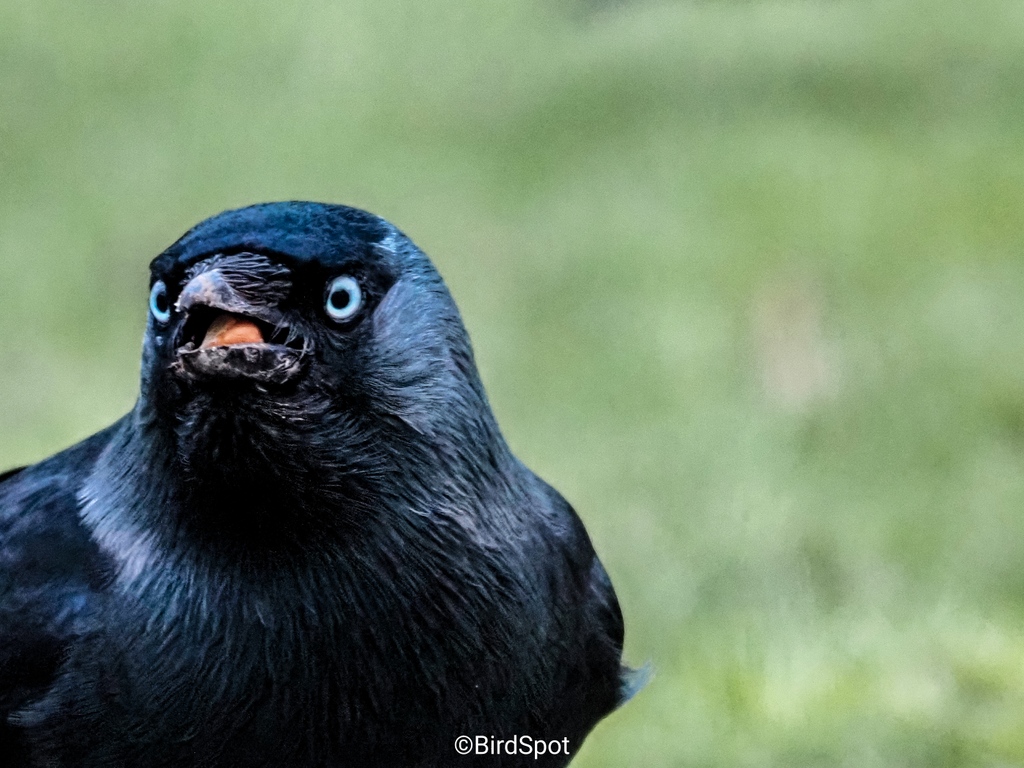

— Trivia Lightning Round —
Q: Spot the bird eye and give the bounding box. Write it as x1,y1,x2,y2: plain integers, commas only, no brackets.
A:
325,276,363,322
149,280,171,324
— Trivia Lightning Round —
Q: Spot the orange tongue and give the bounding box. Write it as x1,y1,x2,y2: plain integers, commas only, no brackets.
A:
201,315,265,348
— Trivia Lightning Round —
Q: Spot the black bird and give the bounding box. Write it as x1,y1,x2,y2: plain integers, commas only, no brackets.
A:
0,202,641,767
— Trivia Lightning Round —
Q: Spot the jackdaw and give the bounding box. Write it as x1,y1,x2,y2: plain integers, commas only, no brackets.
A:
0,202,641,767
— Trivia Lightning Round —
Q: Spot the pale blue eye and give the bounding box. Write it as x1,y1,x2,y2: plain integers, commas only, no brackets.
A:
150,280,171,323
325,276,362,322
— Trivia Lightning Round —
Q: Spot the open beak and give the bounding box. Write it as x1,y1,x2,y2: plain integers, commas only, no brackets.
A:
172,267,307,385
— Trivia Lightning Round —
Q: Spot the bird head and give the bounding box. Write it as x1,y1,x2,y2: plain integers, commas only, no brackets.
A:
136,202,503,533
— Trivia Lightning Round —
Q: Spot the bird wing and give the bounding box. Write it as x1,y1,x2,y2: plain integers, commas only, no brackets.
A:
0,425,116,753
534,474,653,711
528,477,635,712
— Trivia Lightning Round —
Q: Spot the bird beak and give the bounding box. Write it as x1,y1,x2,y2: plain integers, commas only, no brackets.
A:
176,268,241,314
171,267,307,385
176,269,266,348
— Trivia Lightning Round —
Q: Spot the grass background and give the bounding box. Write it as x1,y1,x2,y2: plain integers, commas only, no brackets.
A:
3,0,1024,764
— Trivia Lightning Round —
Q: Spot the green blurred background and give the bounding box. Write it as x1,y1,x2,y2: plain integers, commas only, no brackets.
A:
3,0,1024,765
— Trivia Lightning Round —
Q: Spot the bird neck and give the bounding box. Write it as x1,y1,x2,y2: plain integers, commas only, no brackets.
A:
82,394,516,578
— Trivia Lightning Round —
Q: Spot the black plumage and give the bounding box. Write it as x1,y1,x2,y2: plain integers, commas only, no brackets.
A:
0,202,640,767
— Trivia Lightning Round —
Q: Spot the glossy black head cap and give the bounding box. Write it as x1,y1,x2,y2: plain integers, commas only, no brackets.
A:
150,202,401,279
